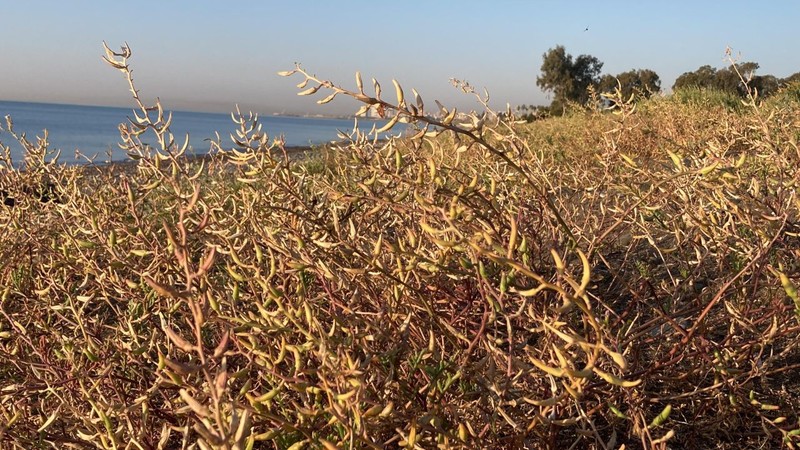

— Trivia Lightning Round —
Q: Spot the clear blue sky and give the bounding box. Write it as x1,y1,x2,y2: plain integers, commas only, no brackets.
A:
1,1,798,115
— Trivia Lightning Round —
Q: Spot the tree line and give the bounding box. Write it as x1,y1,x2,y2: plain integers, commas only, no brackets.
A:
525,45,800,117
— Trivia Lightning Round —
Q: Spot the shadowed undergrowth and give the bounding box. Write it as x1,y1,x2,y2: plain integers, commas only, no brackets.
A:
1,44,800,449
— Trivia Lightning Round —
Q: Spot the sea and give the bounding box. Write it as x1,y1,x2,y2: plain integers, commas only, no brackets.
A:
0,100,398,165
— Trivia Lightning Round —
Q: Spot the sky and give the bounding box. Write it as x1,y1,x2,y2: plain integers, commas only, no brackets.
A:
1,1,799,116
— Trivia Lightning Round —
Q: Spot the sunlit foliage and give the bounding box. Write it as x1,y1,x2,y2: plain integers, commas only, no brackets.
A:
1,43,800,449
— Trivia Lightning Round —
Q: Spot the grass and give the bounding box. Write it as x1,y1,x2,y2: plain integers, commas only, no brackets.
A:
1,43,800,449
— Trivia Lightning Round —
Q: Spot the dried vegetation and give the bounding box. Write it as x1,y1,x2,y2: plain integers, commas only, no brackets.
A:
1,44,800,449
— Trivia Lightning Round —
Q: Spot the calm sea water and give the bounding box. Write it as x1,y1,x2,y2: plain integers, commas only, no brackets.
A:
0,100,395,165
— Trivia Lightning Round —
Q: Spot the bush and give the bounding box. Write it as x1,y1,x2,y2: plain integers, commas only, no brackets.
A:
670,86,745,111
1,43,800,449
765,80,800,108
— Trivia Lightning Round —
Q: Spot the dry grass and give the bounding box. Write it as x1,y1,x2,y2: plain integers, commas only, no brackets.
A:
1,43,799,449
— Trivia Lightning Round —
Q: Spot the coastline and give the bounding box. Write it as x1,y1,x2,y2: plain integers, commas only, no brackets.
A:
75,144,323,177
1,100,391,165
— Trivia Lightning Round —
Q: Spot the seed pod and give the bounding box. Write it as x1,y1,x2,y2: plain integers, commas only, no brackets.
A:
83,347,99,362
379,401,394,418
317,91,338,104
649,404,672,428
180,389,210,417
226,263,246,282
336,390,357,402
253,384,283,403
76,239,96,249
162,323,196,353
232,282,240,303
320,439,340,450
412,88,424,112
373,78,381,99
376,114,400,133
528,356,565,377
507,215,518,259
698,161,719,175
479,261,488,279
354,104,370,116
608,403,627,419
394,147,403,171
286,440,308,450
297,85,321,96
442,107,457,125
602,345,628,371
667,150,683,169
457,423,469,442
213,330,230,358
407,418,417,446
363,404,383,418
576,249,591,296
620,153,637,168
392,79,404,106
735,152,747,168
355,71,364,93
594,367,641,388
145,276,183,299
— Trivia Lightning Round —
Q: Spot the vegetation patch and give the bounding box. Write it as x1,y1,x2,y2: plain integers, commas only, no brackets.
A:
1,43,800,449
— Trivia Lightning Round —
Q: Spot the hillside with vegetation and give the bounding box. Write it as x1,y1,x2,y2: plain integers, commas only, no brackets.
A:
521,45,800,120
1,43,800,449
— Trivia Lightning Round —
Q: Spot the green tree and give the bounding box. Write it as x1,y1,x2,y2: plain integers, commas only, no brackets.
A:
781,72,800,86
673,62,774,97
778,72,800,102
598,69,661,102
673,65,718,90
537,46,603,112
749,74,779,97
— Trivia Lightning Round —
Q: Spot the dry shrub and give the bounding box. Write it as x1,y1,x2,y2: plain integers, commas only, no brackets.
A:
1,43,799,449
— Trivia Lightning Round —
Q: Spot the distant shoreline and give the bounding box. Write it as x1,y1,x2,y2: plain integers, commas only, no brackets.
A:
1,100,397,165
0,99,356,120
79,144,322,176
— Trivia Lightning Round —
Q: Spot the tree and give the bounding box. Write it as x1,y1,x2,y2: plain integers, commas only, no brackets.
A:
673,65,718,90
672,62,773,97
749,74,779,97
537,46,603,111
779,72,800,101
598,69,661,102
570,54,604,103
537,46,574,103
781,72,800,86
714,67,742,94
